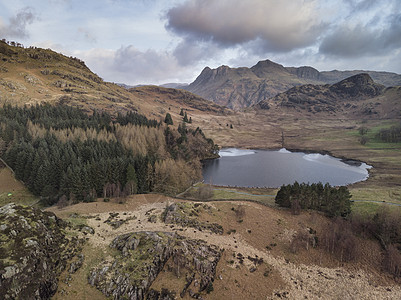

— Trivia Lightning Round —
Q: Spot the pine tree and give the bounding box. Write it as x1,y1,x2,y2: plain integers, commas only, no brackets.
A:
124,164,138,195
164,113,173,125
183,112,188,123
179,108,184,116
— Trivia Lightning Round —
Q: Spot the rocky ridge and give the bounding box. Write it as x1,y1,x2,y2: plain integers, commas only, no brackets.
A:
184,59,401,109
257,73,389,116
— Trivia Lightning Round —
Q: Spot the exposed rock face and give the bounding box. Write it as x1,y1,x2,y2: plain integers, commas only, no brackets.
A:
257,73,385,115
0,203,83,300
88,231,222,300
163,202,224,234
329,73,384,98
184,59,401,109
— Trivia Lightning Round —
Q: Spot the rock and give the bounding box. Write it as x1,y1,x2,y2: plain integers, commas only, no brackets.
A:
0,203,84,300
89,231,222,300
69,254,85,274
162,203,223,234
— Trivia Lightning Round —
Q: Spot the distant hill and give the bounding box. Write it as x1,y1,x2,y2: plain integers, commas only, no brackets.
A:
159,82,188,89
128,85,230,115
257,73,401,119
184,59,401,110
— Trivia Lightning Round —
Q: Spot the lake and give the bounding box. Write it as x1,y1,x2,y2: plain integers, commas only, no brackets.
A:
202,148,372,188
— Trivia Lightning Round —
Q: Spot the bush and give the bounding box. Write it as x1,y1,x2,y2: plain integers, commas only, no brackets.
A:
196,184,213,200
235,205,246,219
360,136,369,145
383,245,401,278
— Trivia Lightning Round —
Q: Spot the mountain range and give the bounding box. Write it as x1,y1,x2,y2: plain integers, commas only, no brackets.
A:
184,59,401,110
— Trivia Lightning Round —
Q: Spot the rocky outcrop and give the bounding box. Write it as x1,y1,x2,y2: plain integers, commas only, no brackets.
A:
162,202,224,234
329,73,384,98
257,74,385,115
88,231,222,300
0,203,84,300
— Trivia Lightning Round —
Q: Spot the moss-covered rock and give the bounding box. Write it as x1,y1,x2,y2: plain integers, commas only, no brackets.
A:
89,231,222,300
0,203,84,299
162,203,224,234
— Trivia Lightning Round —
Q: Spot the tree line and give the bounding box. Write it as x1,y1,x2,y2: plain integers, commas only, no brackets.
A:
0,104,219,205
275,182,352,217
377,123,401,143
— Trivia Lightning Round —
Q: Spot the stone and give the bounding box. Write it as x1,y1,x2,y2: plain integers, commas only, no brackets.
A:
89,231,222,300
0,203,85,300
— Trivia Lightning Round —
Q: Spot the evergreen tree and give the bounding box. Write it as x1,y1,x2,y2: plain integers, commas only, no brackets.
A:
179,108,184,116
125,164,138,195
183,112,188,123
164,113,173,125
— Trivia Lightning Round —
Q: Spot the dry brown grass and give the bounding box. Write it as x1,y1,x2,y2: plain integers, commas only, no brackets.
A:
46,195,401,299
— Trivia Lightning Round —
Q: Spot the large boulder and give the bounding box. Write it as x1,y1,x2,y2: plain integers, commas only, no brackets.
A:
0,203,83,299
89,231,222,300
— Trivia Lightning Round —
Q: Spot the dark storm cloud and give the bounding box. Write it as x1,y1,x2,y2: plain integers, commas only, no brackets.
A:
165,0,326,56
0,7,37,39
319,13,401,57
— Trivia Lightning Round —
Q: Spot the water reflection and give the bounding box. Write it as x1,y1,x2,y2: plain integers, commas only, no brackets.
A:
202,148,371,188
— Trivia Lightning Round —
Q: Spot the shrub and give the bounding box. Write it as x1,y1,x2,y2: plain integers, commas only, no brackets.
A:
383,245,401,278
196,184,213,200
235,205,246,219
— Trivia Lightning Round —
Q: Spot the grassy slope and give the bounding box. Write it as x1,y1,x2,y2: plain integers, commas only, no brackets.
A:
0,167,38,207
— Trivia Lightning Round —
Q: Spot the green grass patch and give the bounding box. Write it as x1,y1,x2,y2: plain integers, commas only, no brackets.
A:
351,201,401,216
350,187,401,204
66,214,88,227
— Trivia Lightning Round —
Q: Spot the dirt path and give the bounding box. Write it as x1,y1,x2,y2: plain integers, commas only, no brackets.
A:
83,199,401,300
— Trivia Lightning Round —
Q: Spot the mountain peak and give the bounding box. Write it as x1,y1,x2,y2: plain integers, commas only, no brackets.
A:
331,73,384,97
250,59,288,78
337,73,374,86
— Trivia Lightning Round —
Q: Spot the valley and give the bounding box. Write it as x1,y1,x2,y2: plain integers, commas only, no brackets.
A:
0,41,401,299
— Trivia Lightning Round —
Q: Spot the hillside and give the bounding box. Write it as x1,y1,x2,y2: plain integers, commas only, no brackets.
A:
0,41,228,123
256,73,401,118
184,59,401,109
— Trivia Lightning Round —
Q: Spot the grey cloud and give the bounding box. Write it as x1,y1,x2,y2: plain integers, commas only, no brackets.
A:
0,7,37,39
173,39,223,66
165,0,326,53
319,13,401,57
79,45,196,85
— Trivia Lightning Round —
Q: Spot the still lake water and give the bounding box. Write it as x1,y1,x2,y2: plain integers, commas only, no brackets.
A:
202,148,372,188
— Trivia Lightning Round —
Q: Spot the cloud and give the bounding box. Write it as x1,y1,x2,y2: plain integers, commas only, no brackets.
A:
0,7,37,39
75,45,197,85
165,0,326,53
77,27,97,44
319,13,401,57
172,38,223,66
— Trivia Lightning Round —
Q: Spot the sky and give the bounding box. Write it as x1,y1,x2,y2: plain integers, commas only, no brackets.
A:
0,0,400,85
